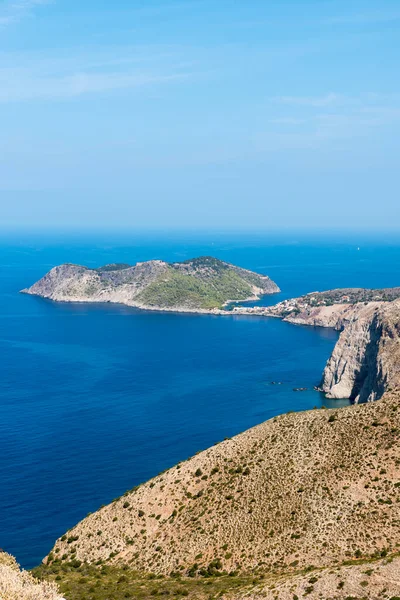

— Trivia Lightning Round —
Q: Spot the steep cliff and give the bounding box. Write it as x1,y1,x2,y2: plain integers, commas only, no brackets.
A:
321,299,400,402
21,257,279,312
233,289,400,402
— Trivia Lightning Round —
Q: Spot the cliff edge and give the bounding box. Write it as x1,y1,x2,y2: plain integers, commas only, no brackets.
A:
234,288,400,402
321,299,400,401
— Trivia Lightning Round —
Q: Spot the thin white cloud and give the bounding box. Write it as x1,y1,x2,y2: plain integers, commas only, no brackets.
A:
0,0,51,26
0,68,187,102
323,11,400,26
262,92,400,151
0,47,190,102
273,93,345,108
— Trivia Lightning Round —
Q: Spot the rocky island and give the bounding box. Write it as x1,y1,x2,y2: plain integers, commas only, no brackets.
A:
21,256,280,312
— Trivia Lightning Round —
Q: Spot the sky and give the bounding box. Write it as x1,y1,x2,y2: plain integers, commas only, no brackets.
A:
1,0,400,230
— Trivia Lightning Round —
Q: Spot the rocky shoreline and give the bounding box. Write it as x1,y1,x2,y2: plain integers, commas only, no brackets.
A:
233,290,400,403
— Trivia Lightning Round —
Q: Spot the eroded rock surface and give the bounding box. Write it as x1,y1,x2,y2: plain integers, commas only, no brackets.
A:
322,299,400,401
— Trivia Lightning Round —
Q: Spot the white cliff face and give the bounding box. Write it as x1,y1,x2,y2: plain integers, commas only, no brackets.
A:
321,300,400,402
246,293,400,404
21,261,169,306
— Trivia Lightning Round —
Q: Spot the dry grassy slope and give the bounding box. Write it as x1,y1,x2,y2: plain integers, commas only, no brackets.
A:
49,392,400,577
0,552,62,600
234,555,400,600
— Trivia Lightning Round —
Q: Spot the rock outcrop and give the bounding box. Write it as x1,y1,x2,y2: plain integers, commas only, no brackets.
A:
321,299,400,402
21,257,279,312
0,552,62,600
234,289,400,402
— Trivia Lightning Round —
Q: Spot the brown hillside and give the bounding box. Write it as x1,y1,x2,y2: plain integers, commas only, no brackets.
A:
48,392,400,578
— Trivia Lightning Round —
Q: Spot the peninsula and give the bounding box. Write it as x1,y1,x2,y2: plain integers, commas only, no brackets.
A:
21,256,280,312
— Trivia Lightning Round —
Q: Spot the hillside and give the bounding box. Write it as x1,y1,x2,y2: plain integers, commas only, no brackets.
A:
47,391,400,580
21,256,279,312
33,552,400,600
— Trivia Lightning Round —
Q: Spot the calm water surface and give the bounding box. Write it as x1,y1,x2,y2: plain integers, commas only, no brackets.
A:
1,230,400,568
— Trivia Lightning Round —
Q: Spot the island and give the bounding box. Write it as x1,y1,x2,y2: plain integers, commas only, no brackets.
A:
21,256,280,312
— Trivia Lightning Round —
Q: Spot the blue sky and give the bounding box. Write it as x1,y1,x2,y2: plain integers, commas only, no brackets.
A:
1,0,400,229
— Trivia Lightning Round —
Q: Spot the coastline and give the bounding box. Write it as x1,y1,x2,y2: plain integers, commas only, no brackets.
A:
20,288,276,317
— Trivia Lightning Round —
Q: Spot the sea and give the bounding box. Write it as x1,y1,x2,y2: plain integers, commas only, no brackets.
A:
1,229,400,569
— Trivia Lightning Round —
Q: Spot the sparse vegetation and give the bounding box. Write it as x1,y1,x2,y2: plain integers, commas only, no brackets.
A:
32,552,400,599
47,391,400,583
25,257,279,312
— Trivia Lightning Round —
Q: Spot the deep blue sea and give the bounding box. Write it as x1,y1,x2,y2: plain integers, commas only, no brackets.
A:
1,229,400,569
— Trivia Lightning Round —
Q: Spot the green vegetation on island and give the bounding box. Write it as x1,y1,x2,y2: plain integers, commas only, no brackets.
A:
22,256,280,311
137,265,265,310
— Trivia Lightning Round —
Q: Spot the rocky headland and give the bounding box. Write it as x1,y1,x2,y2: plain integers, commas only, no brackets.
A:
21,256,280,312
233,287,400,329
321,300,400,402
234,288,400,403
